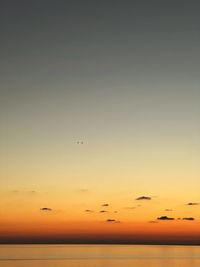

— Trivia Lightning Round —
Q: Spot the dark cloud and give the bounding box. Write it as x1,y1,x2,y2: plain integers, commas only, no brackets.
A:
186,202,199,206
84,209,94,213
106,219,121,223
136,196,151,200
165,209,173,211
99,210,108,213
102,203,109,207
157,216,175,221
40,207,52,211
182,217,195,221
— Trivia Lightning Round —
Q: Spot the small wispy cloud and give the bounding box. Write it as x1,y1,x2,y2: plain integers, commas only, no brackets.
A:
78,189,89,193
135,196,151,201
11,190,19,193
11,190,37,195
106,219,121,223
99,210,108,213
186,202,199,206
84,209,94,213
40,207,52,211
102,203,109,207
157,216,174,221
182,217,195,221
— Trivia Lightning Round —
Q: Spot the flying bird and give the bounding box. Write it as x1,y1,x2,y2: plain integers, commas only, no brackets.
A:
77,141,84,144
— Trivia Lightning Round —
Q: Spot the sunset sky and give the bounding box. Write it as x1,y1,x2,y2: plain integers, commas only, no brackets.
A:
0,1,200,244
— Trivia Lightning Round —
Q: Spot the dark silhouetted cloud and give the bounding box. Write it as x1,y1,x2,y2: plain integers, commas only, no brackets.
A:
136,196,151,200
99,210,108,213
165,209,173,211
157,216,174,221
84,209,94,213
40,207,52,211
186,202,199,206
102,203,109,207
182,217,195,221
106,219,121,223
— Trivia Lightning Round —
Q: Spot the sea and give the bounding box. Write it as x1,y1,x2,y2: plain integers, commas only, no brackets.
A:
0,244,200,267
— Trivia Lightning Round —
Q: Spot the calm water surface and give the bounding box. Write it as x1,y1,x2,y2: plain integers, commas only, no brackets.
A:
0,244,200,267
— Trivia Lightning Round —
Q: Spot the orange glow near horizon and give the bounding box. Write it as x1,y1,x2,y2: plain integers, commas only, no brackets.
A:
1,217,200,244
1,185,200,244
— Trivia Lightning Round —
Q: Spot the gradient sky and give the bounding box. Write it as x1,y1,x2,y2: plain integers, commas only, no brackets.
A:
0,0,200,244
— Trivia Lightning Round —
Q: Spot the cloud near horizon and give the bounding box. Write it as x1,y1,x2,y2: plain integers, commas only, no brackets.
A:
186,203,199,206
84,209,94,213
182,217,195,221
106,219,121,223
40,207,52,211
157,216,175,221
136,196,151,201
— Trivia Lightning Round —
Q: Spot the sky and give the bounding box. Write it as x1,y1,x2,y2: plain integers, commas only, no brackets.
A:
0,0,200,244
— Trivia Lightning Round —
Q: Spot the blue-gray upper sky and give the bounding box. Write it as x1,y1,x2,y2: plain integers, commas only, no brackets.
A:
1,1,200,92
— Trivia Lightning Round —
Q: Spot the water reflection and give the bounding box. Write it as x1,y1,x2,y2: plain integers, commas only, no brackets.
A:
1,245,200,267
